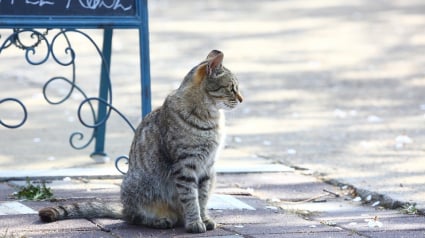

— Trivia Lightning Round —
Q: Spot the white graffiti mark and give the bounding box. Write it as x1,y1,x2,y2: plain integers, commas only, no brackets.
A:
25,0,54,7
99,0,132,11
66,0,132,11
0,0,133,11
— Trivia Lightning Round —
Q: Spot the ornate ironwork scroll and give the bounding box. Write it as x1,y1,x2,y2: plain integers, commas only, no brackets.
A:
0,0,150,175
0,28,133,173
0,98,28,129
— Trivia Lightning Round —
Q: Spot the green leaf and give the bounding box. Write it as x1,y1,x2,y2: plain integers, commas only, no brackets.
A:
14,178,54,201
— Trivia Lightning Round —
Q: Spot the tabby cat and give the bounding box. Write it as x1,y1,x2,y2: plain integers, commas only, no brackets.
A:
39,50,243,233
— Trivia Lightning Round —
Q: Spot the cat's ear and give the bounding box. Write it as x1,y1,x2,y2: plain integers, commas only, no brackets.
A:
206,50,223,77
193,50,224,85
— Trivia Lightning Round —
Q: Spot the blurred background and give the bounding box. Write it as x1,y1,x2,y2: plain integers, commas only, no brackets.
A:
1,0,425,208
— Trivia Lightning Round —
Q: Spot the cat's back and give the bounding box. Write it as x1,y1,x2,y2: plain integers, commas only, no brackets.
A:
127,107,167,171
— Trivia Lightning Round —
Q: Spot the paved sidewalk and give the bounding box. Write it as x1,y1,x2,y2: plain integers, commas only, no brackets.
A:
1,0,425,237
1,171,424,238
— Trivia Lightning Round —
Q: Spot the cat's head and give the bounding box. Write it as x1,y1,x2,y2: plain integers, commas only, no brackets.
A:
191,50,243,110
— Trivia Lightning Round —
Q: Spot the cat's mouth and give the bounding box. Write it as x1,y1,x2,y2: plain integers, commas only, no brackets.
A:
219,96,243,110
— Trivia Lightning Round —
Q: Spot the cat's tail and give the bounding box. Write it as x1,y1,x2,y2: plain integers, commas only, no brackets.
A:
39,201,124,222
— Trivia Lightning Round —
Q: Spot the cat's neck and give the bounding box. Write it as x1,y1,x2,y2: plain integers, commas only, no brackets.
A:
174,86,221,122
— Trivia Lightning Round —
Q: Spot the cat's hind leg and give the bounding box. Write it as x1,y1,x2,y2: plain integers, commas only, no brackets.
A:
124,202,179,229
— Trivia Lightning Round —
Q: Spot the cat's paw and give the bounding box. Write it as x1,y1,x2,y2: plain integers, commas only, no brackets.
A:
152,217,175,229
185,220,207,233
39,207,59,222
203,218,216,230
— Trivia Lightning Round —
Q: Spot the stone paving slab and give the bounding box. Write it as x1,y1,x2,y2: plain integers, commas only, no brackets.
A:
258,232,364,238
11,231,116,238
1,173,424,237
335,211,425,232
0,214,98,234
220,223,347,237
0,201,37,215
216,172,339,202
100,220,237,238
0,183,15,202
362,230,425,238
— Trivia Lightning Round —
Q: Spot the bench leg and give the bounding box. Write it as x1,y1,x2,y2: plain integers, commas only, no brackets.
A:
90,28,113,163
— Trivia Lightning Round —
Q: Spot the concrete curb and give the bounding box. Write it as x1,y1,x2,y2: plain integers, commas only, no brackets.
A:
323,178,424,215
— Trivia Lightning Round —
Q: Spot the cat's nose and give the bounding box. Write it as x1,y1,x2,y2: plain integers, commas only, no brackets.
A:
236,92,243,103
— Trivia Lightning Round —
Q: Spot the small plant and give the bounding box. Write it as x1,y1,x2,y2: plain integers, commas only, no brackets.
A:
400,203,418,215
14,178,53,201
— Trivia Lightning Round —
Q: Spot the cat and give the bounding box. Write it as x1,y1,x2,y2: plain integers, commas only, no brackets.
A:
38,50,243,233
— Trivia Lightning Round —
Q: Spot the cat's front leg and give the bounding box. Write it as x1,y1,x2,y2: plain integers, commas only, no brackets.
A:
198,174,216,230
174,170,206,233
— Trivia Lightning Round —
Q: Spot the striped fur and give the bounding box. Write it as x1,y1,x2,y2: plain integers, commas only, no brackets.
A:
38,50,242,234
